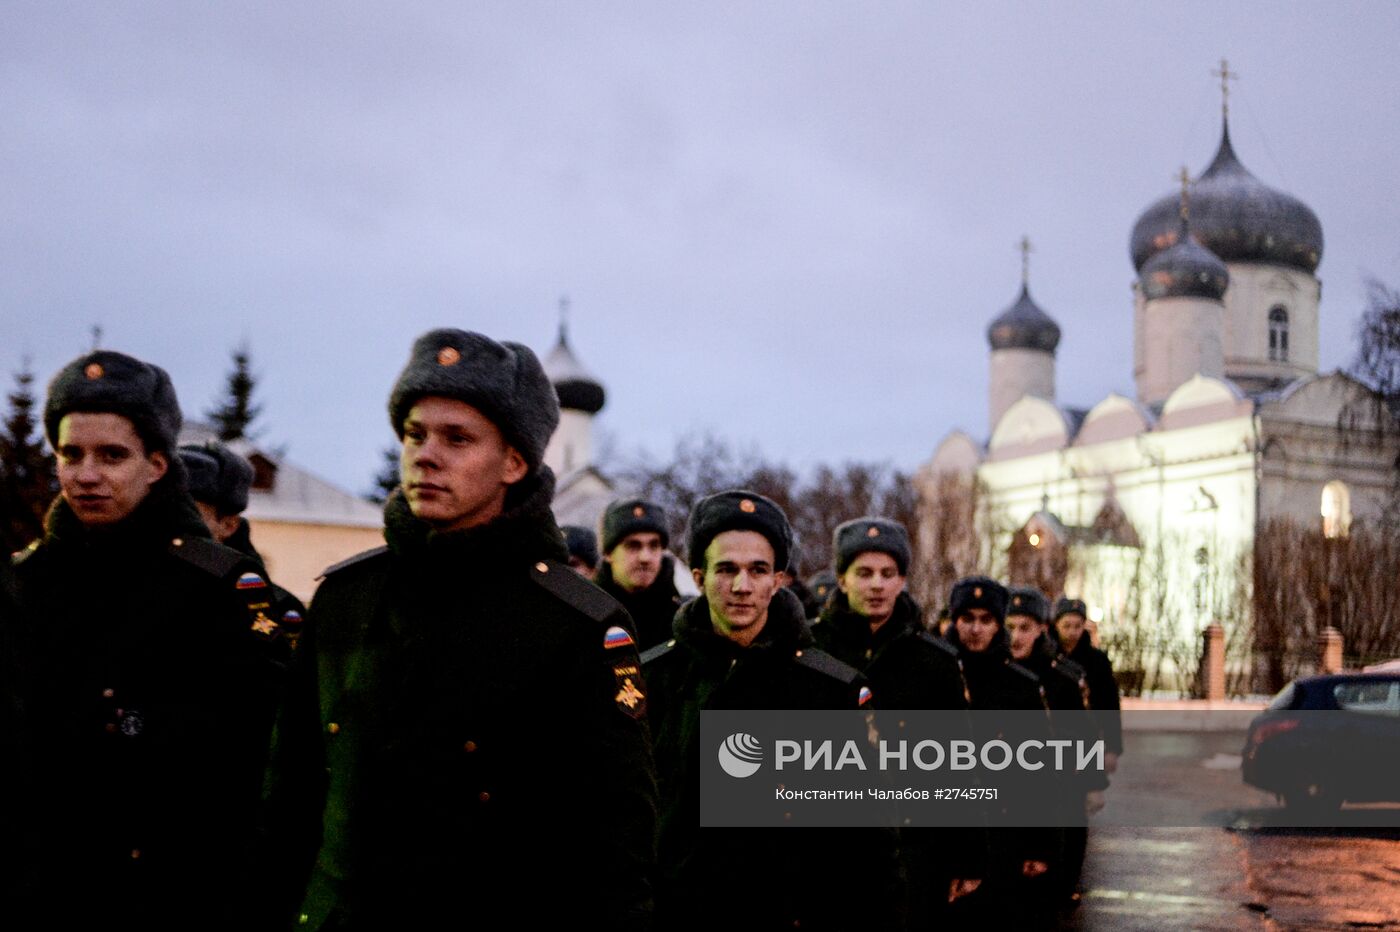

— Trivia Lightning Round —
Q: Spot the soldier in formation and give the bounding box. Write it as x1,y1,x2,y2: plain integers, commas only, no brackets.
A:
593,497,685,650
814,517,983,925
275,329,659,929
2,351,297,929
642,490,901,931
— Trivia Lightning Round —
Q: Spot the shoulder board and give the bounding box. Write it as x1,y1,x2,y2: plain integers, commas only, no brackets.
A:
916,629,959,659
793,647,863,685
169,536,246,578
1007,660,1042,686
640,639,677,666
1052,656,1087,682
530,558,620,624
318,545,390,580
11,539,41,567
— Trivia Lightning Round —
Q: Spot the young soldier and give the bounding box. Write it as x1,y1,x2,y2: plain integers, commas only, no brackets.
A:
4,351,294,929
806,568,838,615
1006,587,1107,915
643,491,900,931
814,517,982,926
561,523,601,576
1053,596,1123,915
593,497,683,649
281,329,657,930
1053,597,1123,771
179,441,306,646
944,576,1055,928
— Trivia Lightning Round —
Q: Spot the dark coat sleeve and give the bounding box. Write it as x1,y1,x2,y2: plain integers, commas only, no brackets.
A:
584,603,660,929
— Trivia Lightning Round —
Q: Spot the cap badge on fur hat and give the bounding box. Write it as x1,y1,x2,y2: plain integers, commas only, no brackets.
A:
1013,596,1022,607
974,586,983,598
84,363,104,380
632,505,645,517
740,499,756,513
436,347,460,366
866,526,880,537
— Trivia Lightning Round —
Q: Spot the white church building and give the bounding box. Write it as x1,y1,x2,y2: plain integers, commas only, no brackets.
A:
919,104,1394,685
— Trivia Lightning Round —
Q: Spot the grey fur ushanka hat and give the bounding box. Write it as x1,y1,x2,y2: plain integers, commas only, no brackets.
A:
44,350,182,456
388,328,559,472
833,517,911,575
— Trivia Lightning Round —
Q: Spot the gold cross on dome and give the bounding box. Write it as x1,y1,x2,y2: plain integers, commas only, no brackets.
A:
1018,235,1033,286
1177,166,1192,222
1211,58,1239,119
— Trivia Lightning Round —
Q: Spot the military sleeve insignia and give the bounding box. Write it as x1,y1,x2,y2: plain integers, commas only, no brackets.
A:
250,610,280,637
604,625,635,649
236,572,268,590
281,608,305,651
612,663,647,720
858,686,873,707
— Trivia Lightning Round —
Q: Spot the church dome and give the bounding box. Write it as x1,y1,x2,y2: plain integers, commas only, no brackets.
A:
1130,121,1323,274
987,284,1061,353
543,327,605,414
1140,219,1229,301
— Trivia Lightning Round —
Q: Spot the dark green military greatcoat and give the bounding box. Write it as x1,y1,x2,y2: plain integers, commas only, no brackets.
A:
814,590,968,710
642,587,902,932
3,480,296,930
815,589,987,928
594,553,685,651
279,472,659,930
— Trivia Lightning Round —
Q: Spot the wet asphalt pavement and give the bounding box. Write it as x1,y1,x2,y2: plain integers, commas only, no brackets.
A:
1066,730,1400,931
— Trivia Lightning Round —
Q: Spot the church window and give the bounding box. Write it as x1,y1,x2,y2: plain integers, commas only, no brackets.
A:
1321,481,1351,539
1268,306,1289,362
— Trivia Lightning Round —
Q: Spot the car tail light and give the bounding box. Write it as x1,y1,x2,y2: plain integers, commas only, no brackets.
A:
1247,717,1300,751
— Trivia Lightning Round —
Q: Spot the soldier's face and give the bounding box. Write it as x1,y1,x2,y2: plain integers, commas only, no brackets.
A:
608,532,663,592
56,412,168,527
955,608,1000,653
1056,613,1086,650
1006,615,1044,661
838,551,905,625
694,530,778,647
399,397,527,532
193,500,242,543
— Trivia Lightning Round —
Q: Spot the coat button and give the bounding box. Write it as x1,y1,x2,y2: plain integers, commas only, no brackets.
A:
102,688,115,699
327,723,340,735
172,538,183,547
463,740,478,753
535,562,548,573
478,791,491,803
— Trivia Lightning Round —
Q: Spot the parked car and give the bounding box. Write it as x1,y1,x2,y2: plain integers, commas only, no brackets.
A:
1242,672,1400,812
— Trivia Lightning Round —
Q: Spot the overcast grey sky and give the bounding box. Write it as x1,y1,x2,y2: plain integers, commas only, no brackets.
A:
4,2,1399,494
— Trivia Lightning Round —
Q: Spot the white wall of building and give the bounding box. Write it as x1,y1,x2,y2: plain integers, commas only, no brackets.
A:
988,347,1055,430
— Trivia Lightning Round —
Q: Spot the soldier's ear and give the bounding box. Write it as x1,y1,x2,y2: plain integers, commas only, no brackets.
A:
147,450,169,483
501,445,528,486
691,567,705,589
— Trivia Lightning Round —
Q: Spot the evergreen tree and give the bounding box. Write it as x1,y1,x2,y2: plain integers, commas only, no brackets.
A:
367,444,400,503
0,361,57,552
207,343,263,441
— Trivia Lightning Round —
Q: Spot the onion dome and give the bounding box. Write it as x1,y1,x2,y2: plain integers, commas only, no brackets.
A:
543,324,605,414
987,284,1061,353
1130,121,1323,274
1140,216,1229,301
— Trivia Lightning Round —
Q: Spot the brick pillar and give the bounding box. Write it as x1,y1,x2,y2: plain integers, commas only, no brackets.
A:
1318,627,1344,674
1201,623,1225,701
